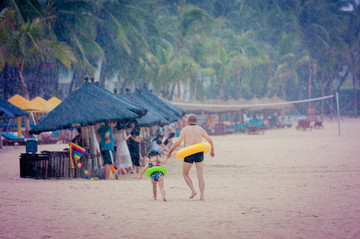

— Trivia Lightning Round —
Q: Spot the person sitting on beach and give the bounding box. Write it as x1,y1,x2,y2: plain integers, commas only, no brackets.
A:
165,114,215,201
138,150,167,201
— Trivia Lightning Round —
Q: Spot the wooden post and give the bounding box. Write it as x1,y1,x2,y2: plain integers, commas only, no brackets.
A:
17,117,22,138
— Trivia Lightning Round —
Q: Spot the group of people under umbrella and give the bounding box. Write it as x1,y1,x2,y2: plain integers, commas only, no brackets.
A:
27,79,185,179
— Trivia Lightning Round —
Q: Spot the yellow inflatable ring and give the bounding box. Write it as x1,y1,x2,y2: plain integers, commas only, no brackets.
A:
175,143,211,160
146,166,167,178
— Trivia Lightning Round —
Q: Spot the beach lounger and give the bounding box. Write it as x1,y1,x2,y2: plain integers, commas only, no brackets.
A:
313,121,324,129
246,125,264,135
1,132,28,145
296,120,312,131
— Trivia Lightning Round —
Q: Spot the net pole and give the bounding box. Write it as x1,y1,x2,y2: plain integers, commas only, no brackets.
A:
336,92,341,136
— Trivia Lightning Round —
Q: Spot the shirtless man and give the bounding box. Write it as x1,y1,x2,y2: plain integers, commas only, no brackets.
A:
166,114,215,200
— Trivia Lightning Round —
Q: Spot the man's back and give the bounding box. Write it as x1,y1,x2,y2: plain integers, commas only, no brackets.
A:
182,125,206,147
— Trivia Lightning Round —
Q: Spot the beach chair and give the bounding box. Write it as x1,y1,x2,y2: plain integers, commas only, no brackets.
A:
313,121,324,129
246,125,264,135
275,121,293,128
1,132,27,145
296,120,312,131
249,118,270,131
232,123,248,133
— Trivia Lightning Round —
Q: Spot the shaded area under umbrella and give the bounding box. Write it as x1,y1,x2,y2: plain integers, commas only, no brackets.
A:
30,82,143,134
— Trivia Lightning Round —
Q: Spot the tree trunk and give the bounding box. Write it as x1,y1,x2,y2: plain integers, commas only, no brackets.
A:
17,62,30,99
177,81,181,99
16,61,31,131
321,70,325,117
351,64,358,117
281,79,287,123
192,74,198,100
169,84,176,100
68,71,77,94
99,61,106,88
236,69,242,99
328,76,334,119
120,77,129,94
307,61,312,108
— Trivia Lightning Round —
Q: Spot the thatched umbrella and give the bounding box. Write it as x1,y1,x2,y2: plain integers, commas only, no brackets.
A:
269,94,294,111
120,90,169,127
140,87,184,117
30,97,58,124
169,96,207,113
225,96,248,123
0,106,15,119
268,94,294,122
8,94,42,112
135,87,184,123
248,95,268,112
0,96,28,146
30,82,143,134
30,97,56,113
8,94,42,131
93,83,147,118
48,96,62,107
0,96,28,118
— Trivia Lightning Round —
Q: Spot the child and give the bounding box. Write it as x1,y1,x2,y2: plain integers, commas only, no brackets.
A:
138,150,167,201
150,134,169,154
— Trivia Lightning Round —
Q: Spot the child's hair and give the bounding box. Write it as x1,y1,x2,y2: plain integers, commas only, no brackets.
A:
148,150,160,158
169,132,175,138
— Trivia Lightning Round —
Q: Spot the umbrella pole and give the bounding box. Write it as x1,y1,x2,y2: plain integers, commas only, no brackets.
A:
0,127,3,149
30,112,36,126
17,117,22,138
37,114,41,138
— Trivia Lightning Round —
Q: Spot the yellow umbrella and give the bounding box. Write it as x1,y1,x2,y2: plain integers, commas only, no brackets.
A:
30,97,56,113
48,96,62,107
8,94,42,112
8,94,42,137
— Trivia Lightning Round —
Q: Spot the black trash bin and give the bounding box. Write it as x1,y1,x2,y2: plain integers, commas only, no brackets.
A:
25,139,38,154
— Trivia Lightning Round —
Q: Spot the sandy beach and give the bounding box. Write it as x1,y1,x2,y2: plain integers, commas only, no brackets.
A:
0,117,360,239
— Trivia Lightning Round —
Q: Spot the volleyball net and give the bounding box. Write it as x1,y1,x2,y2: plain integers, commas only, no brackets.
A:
173,95,335,110
171,93,341,135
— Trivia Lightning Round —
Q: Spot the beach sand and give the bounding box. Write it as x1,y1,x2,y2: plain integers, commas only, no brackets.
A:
0,118,360,239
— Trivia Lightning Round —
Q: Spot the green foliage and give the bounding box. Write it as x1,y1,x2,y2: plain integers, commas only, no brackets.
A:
0,0,358,114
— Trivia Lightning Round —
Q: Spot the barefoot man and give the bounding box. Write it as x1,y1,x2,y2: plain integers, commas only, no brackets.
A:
166,114,215,200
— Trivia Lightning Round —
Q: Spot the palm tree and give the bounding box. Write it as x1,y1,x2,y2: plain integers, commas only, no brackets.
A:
220,29,269,99
341,0,360,116
46,0,104,92
0,8,76,99
96,0,154,90
186,37,217,99
298,0,349,112
156,1,218,98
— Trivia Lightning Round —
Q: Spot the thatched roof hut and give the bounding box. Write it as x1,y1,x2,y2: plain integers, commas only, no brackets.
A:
120,90,169,127
30,82,143,134
0,96,28,119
